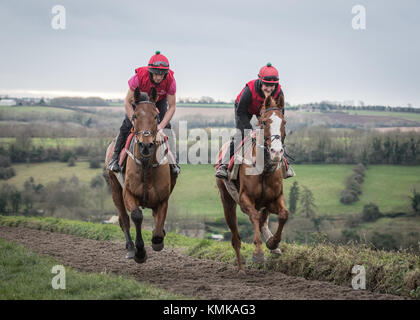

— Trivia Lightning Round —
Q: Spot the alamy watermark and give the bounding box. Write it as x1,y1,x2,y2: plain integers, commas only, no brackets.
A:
51,5,66,30
51,265,66,289
156,124,274,176
351,265,366,290
352,5,366,30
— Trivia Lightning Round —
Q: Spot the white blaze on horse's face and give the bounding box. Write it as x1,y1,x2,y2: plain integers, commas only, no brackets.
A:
269,113,284,161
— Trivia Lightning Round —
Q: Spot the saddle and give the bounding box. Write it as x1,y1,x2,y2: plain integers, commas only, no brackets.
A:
216,132,289,181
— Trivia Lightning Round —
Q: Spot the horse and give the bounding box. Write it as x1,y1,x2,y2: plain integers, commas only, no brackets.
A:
216,94,289,274
105,87,176,263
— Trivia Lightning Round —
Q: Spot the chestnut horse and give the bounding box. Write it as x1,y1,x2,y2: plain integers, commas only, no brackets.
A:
216,94,289,274
105,88,176,263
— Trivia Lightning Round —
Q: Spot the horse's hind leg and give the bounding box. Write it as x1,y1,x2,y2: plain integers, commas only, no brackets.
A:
217,179,243,274
108,172,135,259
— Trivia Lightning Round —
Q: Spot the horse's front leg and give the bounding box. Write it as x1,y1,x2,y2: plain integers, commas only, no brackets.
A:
259,209,282,255
151,200,168,252
239,194,265,263
266,193,289,251
124,189,147,263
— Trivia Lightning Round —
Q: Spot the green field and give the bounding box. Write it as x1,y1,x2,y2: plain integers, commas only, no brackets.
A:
177,103,233,108
2,161,104,188
0,105,94,123
345,110,420,122
2,162,419,218
0,137,106,147
0,105,73,114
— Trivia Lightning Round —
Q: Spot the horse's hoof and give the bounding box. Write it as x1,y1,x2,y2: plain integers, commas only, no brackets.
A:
237,269,246,276
270,248,282,255
152,241,164,252
151,236,164,251
125,249,135,259
252,252,265,263
134,247,147,264
266,237,278,250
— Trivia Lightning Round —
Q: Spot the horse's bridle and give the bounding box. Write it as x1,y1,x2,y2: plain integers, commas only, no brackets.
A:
257,107,285,155
128,101,160,165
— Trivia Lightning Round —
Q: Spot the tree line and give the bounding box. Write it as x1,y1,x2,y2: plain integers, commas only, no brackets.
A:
296,102,420,114
287,127,420,165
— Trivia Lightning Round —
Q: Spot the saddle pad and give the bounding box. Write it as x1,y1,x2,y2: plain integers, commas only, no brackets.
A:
216,134,252,171
118,133,135,167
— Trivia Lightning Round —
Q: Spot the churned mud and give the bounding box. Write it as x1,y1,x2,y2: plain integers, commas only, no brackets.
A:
0,226,406,300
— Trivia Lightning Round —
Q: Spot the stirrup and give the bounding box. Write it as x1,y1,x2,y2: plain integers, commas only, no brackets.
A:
170,164,181,176
108,159,120,172
283,165,295,179
215,165,229,179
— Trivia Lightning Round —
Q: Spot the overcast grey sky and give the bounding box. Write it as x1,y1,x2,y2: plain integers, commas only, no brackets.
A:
0,0,419,106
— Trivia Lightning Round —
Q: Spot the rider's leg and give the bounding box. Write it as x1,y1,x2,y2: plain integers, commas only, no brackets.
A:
282,130,295,179
108,116,132,172
216,129,242,179
156,98,180,176
165,128,180,176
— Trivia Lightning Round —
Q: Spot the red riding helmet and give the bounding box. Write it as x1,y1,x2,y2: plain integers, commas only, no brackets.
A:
258,63,279,84
148,50,170,75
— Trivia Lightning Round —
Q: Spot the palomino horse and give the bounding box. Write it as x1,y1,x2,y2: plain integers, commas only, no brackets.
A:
216,94,289,274
105,87,176,263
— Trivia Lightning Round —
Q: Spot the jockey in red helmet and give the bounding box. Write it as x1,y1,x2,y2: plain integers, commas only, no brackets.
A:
107,51,180,175
216,63,295,179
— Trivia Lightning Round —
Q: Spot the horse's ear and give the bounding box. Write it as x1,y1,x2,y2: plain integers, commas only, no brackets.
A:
260,96,271,115
134,87,141,104
276,92,285,109
150,87,158,103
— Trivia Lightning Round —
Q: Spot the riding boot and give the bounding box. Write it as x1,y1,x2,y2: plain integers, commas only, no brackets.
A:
215,139,234,179
108,132,127,172
166,129,180,177
282,144,296,179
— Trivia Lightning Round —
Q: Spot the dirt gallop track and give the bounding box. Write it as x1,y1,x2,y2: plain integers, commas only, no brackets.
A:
0,226,405,300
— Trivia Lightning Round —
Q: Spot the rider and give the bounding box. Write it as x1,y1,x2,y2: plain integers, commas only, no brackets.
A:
107,50,180,175
215,62,294,179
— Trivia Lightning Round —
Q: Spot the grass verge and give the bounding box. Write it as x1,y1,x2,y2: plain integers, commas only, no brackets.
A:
0,238,186,299
1,215,419,299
